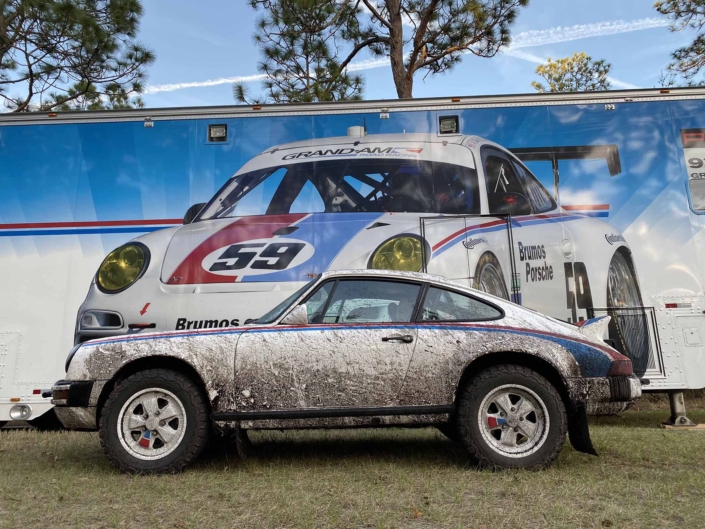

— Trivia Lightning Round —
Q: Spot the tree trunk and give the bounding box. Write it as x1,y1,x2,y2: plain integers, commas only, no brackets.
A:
385,0,412,98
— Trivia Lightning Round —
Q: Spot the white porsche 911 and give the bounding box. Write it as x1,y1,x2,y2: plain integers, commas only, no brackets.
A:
75,132,649,374
53,270,641,473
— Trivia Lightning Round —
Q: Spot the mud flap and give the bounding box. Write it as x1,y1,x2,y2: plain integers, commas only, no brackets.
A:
568,404,598,456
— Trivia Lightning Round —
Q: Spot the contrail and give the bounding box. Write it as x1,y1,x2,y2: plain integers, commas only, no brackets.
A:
144,17,666,94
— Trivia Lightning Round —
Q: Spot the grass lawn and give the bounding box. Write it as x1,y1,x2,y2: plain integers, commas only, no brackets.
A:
1,398,704,529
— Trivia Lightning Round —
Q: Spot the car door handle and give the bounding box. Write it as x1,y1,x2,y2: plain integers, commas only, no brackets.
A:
382,334,414,343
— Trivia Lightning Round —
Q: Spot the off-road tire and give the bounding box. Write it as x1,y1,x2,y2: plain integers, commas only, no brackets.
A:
99,369,209,474
456,365,567,469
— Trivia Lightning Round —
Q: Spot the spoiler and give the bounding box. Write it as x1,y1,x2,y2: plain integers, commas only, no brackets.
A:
510,145,622,177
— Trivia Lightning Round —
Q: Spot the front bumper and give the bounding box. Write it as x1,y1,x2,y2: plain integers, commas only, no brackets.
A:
51,379,104,430
568,375,642,415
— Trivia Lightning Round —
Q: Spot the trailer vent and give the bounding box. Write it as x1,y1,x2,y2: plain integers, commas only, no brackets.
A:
208,124,228,142
439,115,459,134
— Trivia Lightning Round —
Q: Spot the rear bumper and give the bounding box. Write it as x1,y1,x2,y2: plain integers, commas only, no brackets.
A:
568,375,642,415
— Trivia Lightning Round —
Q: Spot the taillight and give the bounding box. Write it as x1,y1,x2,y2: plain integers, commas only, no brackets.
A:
608,358,633,376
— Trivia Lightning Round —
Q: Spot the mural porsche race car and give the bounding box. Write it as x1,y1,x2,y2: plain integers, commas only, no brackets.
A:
76,131,648,371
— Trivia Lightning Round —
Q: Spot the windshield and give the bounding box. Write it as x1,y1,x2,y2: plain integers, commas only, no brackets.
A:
198,158,480,220
254,276,320,324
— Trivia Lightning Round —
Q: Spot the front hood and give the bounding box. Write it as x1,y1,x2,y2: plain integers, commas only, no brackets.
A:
159,213,386,286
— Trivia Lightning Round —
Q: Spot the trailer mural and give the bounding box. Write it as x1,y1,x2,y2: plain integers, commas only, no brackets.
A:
2,92,705,424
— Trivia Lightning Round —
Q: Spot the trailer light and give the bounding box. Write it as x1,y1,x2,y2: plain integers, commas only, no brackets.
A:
369,235,425,272
10,404,32,420
439,115,459,134
96,243,149,293
10,397,20,402
208,124,227,142
33,389,41,395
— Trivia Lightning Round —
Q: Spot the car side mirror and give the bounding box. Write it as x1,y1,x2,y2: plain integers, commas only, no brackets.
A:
183,202,207,225
492,192,532,216
280,304,309,326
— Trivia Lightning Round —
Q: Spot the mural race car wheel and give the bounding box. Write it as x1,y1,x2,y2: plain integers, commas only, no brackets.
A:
99,369,209,473
473,252,510,300
456,365,567,469
607,250,651,377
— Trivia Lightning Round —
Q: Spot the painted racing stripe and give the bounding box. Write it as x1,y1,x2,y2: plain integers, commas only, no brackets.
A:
0,219,182,237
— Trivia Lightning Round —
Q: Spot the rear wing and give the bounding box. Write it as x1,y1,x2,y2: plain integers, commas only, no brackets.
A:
509,145,622,177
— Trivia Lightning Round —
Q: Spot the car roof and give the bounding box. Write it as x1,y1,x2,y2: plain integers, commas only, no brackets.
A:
319,269,473,290
263,133,471,152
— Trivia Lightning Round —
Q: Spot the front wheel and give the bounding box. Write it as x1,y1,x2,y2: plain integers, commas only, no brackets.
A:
456,365,567,469
99,369,210,474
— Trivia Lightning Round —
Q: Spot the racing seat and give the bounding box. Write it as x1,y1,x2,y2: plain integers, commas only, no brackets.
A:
382,170,434,212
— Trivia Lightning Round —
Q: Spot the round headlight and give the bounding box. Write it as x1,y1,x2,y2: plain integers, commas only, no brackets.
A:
97,243,149,293
369,235,425,272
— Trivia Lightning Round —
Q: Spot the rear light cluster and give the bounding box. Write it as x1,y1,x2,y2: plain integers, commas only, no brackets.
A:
608,358,633,377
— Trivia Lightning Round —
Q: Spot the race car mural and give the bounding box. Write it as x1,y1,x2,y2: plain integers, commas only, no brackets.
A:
76,131,649,375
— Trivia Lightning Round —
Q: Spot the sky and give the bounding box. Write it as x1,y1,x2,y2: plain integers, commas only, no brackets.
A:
138,0,694,108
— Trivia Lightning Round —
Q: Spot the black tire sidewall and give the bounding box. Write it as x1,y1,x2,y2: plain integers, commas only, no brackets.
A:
458,366,566,469
473,252,510,300
101,370,207,472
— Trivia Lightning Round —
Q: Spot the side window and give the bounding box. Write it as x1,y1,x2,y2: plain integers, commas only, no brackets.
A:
419,287,502,321
482,149,532,216
231,168,287,217
320,280,421,323
306,281,334,323
512,160,556,213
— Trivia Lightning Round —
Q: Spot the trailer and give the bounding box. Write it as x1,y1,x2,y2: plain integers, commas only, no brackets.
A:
2,87,705,428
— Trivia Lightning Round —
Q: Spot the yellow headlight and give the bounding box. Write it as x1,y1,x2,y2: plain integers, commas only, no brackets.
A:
97,244,148,292
369,236,424,272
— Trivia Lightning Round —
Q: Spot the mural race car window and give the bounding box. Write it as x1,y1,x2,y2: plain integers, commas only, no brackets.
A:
512,160,555,213
198,159,480,219
482,148,534,216
419,287,502,322
315,279,421,324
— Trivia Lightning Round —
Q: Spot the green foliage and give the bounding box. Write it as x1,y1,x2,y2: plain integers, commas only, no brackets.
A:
531,52,611,93
0,0,154,111
656,0,705,85
244,0,529,101
234,0,365,104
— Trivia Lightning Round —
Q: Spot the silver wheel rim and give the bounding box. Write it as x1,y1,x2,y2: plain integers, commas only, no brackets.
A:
479,263,509,300
478,384,549,457
607,252,651,372
117,388,187,461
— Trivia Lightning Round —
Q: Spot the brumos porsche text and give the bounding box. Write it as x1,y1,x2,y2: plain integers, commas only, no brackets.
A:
518,242,554,282
176,318,240,330
282,146,423,160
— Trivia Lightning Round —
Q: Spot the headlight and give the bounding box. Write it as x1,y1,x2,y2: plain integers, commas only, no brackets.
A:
368,235,425,272
96,243,149,293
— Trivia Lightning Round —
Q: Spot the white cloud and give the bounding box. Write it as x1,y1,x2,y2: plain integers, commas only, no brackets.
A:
510,17,669,49
143,74,267,95
144,17,666,94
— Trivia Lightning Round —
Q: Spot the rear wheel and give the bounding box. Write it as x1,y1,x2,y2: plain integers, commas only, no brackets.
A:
99,369,209,474
456,365,567,469
607,250,650,377
473,252,510,300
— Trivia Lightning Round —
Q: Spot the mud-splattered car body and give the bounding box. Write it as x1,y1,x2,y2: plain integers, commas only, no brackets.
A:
53,269,641,450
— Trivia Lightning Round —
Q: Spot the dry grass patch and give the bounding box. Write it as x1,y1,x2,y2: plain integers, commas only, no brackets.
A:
1,401,704,529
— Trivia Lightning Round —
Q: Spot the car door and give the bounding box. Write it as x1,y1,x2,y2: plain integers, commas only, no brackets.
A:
398,285,504,406
234,278,421,412
481,146,568,314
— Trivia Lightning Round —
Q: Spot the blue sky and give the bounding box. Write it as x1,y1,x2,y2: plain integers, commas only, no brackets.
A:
138,0,691,107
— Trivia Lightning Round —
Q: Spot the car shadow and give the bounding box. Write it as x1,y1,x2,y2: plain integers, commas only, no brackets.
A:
197,428,474,469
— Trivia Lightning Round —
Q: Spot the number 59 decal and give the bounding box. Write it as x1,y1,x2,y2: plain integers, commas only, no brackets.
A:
202,238,315,277
564,262,593,323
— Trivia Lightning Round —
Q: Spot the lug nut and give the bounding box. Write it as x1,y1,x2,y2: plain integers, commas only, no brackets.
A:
159,420,165,426
155,411,160,416
500,412,506,417
511,407,516,412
